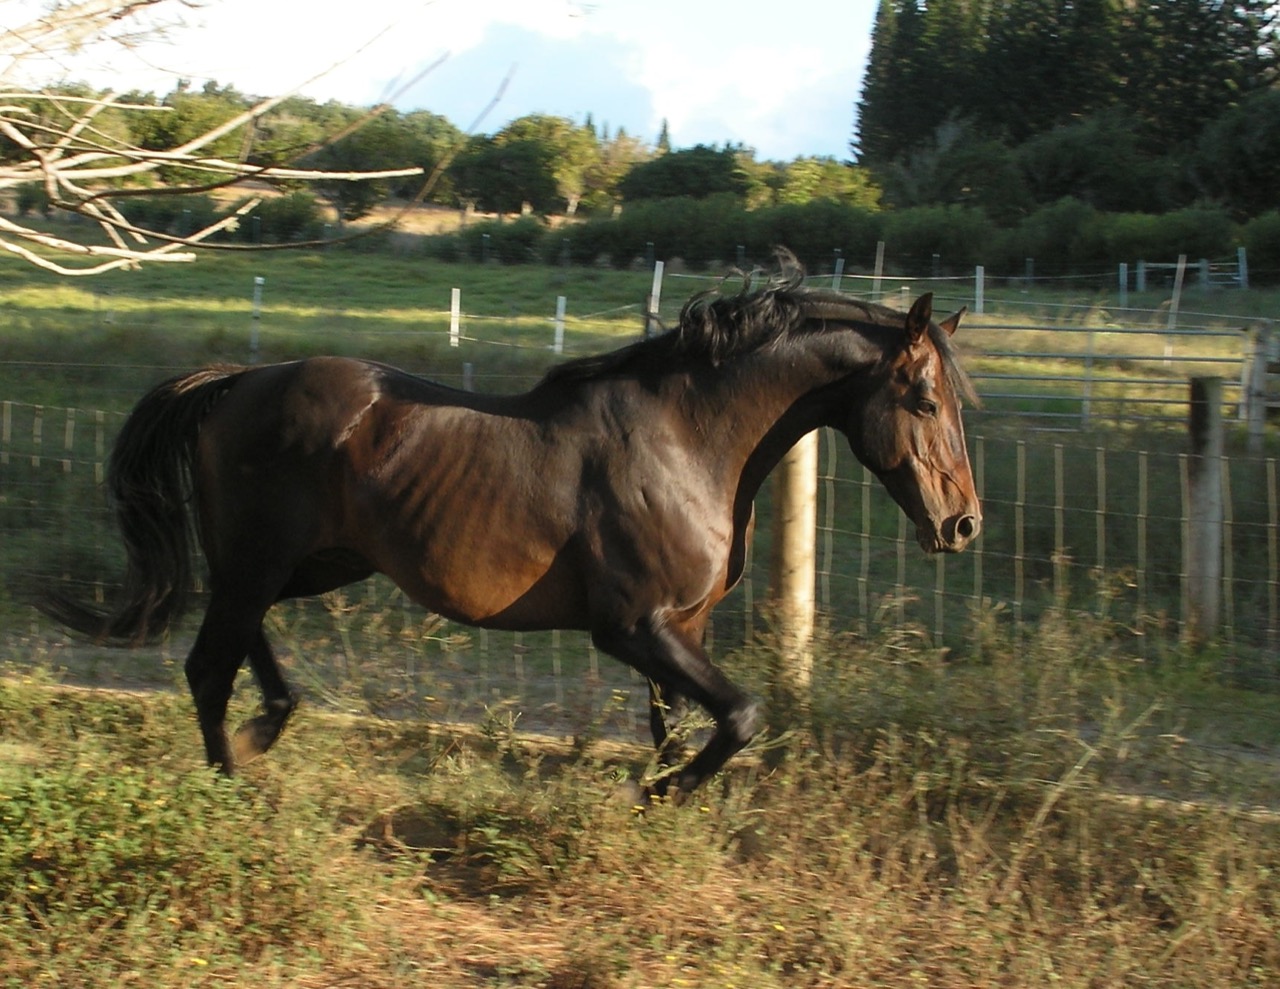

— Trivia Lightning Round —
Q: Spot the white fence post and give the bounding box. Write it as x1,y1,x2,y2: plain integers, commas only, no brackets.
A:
1238,247,1249,290
1118,262,1128,308
872,241,885,302
646,260,665,337
553,295,566,354
249,276,265,363
450,287,461,348
974,265,985,315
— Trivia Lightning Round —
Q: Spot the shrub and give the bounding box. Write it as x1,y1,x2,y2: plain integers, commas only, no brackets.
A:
744,201,885,272
881,205,997,271
116,194,220,237
236,191,324,244
1241,210,1280,283
1095,206,1236,266
436,216,550,264
14,182,50,217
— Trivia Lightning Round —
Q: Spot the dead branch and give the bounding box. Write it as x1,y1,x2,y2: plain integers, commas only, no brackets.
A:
0,1,429,274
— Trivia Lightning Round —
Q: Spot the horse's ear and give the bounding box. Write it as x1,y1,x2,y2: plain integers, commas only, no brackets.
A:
939,306,966,337
905,293,933,344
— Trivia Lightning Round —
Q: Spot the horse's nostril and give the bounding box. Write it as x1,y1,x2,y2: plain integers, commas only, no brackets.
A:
956,514,978,540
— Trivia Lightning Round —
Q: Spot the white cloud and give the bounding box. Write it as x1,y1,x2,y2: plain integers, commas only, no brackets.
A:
4,0,875,160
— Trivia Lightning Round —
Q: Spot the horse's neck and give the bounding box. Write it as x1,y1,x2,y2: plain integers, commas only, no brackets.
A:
688,336,879,495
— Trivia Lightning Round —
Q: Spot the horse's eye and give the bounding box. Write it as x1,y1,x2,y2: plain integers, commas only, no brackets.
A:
918,397,938,416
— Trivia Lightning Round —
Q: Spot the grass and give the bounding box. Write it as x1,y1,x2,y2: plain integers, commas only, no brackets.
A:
2,605,1278,988
2,245,1280,983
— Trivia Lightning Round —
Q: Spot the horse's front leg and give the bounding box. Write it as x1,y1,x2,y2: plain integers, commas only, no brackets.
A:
595,617,760,799
232,627,299,765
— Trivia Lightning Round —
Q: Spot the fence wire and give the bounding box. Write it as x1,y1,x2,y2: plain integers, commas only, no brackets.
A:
1,277,1277,738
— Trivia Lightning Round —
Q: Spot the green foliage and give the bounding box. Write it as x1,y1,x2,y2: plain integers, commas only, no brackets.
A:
746,200,885,271
0,752,366,979
235,191,325,243
458,216,549,264
854,0,1278,218
1194,88,1280,219
881,204,996,269
1095,207,1237,265
14,183,49,217
1016,110,1180,213
1241,211,1280,282
116,194,221,238
618,144,754,202
774,157,882,209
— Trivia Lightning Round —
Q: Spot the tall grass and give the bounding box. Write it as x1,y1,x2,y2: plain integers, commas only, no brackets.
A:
1,604,1278,988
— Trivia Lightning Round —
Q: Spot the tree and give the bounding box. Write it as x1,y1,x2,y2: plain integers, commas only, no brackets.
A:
656,118,672,153
776,157,882,209
1120,0,1278,145
581,125,651,215
1016,110,1179,213
617,144,751,202
1193,88,1280,219
494,114,600,215
853,0,930,164
304,108,427,221
0,0,424,274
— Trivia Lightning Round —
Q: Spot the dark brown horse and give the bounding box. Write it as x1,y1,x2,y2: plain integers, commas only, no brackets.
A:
44,262,981,795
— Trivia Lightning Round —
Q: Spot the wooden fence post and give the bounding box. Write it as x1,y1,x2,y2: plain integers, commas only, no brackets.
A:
769,429,818,722
1187,376,1224,644
1244,320,1273,454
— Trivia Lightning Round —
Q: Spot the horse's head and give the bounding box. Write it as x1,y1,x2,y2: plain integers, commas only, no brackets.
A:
844,293,981,554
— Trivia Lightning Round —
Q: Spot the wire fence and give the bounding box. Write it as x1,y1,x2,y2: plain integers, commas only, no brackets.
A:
1,272,1277,738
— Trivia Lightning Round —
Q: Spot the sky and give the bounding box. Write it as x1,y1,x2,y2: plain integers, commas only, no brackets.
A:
9,0,877,162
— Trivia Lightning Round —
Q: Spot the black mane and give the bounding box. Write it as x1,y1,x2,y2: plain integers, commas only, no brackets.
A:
536,257,978,406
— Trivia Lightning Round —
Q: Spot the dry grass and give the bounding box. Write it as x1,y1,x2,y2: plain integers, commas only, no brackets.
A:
3,604,1278,988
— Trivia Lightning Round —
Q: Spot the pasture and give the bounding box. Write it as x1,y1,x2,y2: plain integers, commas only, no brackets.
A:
2,249,1279,987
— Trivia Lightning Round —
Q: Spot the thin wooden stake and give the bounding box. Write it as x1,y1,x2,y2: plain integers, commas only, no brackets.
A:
1015,440,1026,631
1268,459,1277,651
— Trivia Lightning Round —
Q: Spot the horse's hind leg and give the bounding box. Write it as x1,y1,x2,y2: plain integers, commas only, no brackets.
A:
231,628,298,765
184,593,269,773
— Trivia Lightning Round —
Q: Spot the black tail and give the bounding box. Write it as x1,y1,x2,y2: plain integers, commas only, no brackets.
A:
38,366,247,645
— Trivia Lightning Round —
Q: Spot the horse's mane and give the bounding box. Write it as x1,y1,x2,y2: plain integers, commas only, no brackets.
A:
536,254,978,406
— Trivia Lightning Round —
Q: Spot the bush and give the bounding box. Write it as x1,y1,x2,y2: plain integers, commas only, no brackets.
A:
14,182,50,217
0,760,361,976
236,191,324,244
990,197,1111,271
881,205,997,271
1094,206,1236,266
116,194,220,237
450,216,549,264
1241,210,1280,283
745,200,885,272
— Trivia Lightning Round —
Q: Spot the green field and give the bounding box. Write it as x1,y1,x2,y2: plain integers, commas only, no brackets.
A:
2,249,1279,987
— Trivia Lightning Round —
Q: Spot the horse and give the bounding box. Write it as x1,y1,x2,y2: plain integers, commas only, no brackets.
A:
41,259,981,796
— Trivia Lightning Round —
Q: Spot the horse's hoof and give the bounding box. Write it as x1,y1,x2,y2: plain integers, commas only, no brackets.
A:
610,779,648,811
230,701,294,765
230,716,276,765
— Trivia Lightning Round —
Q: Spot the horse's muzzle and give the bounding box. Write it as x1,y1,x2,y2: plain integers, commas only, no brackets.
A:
919,512,981,553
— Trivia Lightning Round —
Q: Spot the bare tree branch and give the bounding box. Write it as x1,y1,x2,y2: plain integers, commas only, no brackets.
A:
0,0,430,274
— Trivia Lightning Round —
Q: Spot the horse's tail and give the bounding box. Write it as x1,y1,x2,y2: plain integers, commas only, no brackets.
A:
38,366,248,645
